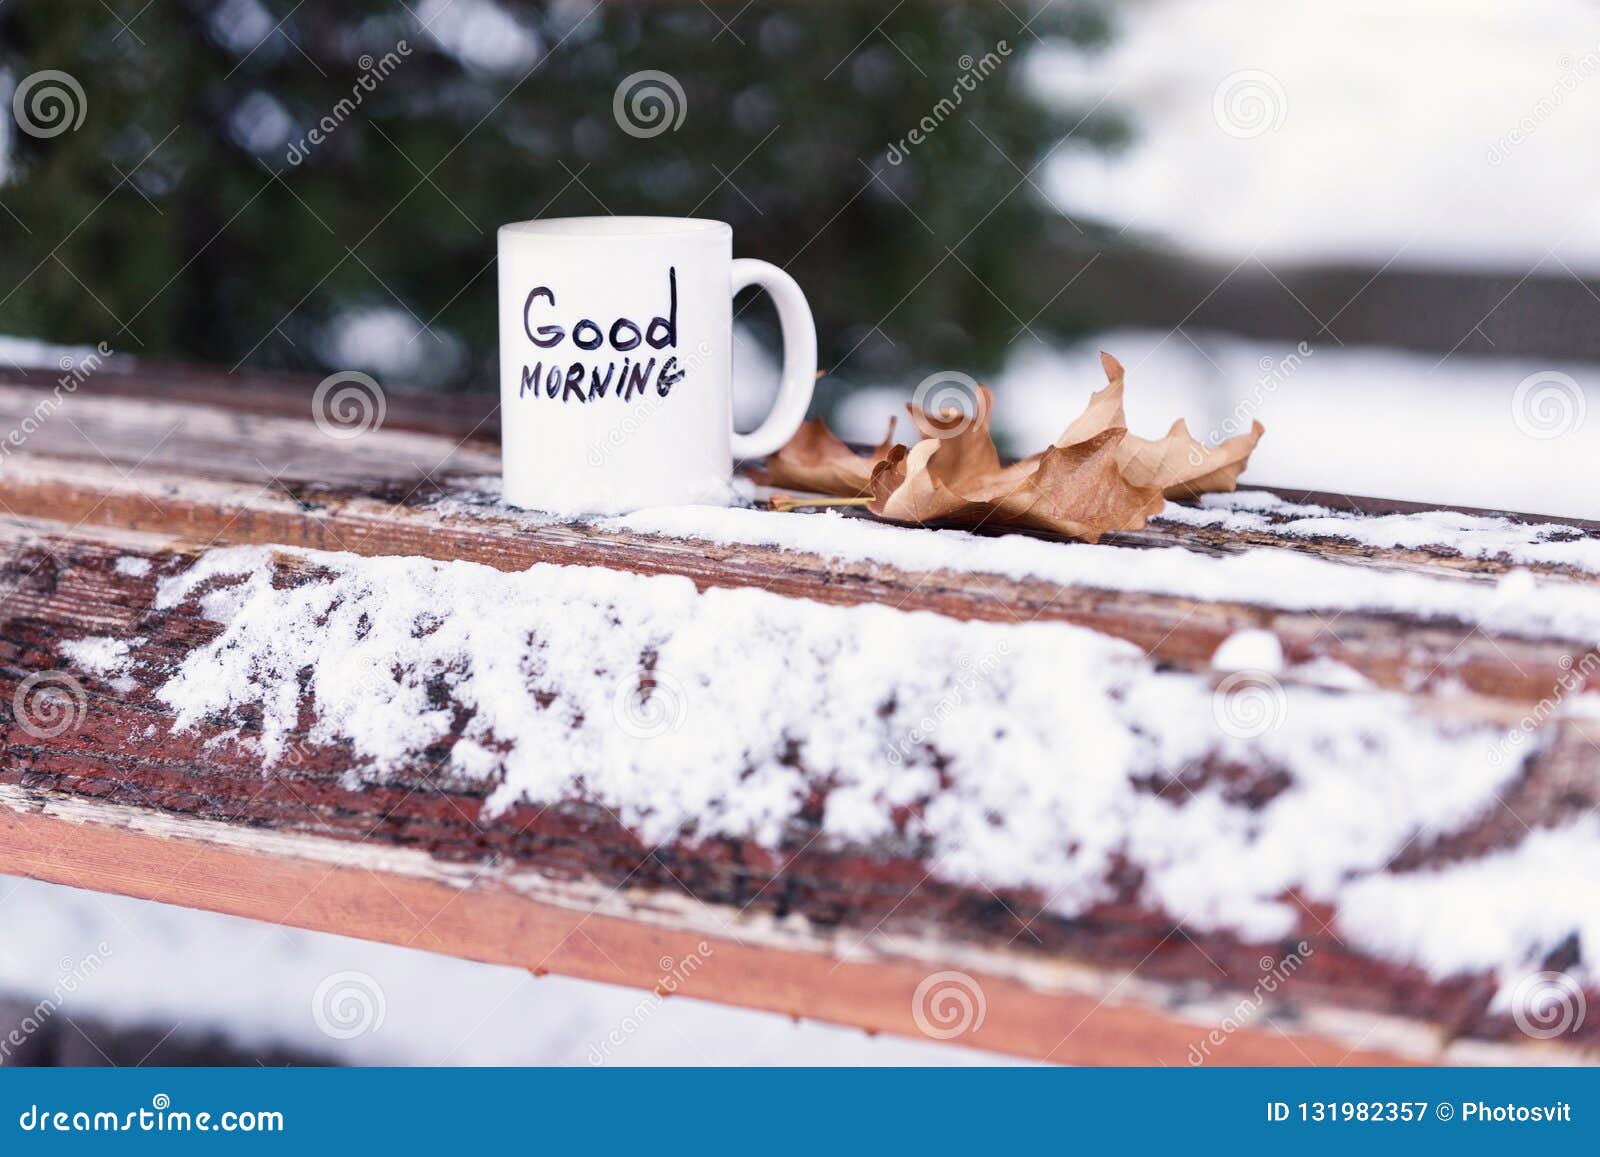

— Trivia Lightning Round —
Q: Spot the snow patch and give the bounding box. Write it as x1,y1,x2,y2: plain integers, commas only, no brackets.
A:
609,504,1600,644
1338,819,1600,988
1286,657,1375,692
1211,629,1283,674
60,635,141,677
1165,491,1600,575
150,545,1529,949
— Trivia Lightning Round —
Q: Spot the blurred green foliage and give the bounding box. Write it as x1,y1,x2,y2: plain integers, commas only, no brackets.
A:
0,1,1122,398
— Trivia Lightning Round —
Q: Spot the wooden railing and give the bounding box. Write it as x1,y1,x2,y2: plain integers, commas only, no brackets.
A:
1,362,1596,1066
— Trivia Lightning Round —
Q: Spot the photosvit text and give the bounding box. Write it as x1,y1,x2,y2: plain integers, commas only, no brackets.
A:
1265,1100,1573,1124
517,266,686,405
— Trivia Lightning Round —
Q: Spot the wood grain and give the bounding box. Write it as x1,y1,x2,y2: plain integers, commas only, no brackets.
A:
0,796,1429,1067
0,384,1591,705
0,365,1596,1065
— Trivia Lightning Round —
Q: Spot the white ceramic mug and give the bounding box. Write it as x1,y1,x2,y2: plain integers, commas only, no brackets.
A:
496,216,817,514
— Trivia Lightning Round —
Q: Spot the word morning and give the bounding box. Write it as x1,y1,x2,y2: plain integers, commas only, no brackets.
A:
517,267,685,404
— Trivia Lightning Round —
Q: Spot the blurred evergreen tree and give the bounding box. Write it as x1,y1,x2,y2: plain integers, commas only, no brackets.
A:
0,1,1123,399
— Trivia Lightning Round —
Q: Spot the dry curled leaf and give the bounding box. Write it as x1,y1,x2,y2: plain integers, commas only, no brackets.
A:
1054,351,1129,447
867,428,1165,542
906,384,1002,488
1150,419,1265,500
1072,354,1265,500
768,352,1263,542
869,441,988,525
979,429,1167,540
764,416,897,496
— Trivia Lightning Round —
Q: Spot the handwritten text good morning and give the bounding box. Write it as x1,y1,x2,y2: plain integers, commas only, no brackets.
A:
516,267,686,404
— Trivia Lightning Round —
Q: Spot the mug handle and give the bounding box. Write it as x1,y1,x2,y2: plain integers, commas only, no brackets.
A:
729,258,817,460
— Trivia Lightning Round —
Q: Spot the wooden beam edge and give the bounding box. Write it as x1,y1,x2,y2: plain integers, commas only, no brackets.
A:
0,463,1586,706
3,784,1580,1068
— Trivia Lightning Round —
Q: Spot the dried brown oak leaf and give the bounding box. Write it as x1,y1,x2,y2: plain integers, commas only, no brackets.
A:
870,425,1166,542
764,416,898,496
868,380,1166,541
1073,353,1266,500
771,352,1264,542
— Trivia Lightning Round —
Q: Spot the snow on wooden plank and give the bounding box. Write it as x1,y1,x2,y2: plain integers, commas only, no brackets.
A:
1,366,1598,1065
6,369,1600,584
0,515,1596,1064
0,407,1595,703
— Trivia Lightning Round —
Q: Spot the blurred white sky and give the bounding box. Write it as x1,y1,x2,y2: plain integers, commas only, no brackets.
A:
873,0,1600,519
1031,0,1600,273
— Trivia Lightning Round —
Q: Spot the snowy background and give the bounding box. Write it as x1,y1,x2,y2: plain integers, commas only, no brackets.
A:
0,876,995,1066
3,0,1599,1065
823,0,1600,517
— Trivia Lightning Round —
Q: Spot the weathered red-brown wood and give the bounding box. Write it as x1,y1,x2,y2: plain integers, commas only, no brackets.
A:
0,799,1425,1067
0,375,1591,705
1,364,1597,1065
